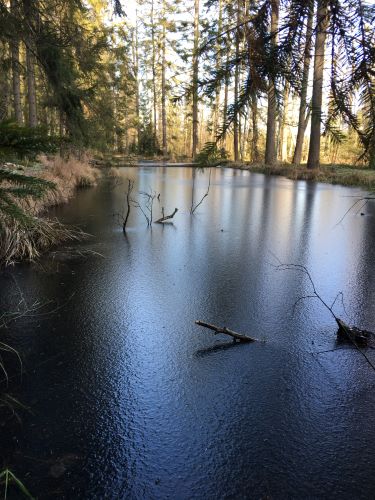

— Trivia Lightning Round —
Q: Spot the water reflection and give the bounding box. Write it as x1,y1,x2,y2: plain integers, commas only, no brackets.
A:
194,340,243,358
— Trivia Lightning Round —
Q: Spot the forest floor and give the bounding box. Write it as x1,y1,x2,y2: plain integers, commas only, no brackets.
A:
228,162,375,191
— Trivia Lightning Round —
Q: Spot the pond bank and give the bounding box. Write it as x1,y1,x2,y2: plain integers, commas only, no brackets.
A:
224,162,375,191
0,155,100,266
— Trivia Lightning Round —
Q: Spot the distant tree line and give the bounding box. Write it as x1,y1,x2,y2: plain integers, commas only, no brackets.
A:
0,0,373,167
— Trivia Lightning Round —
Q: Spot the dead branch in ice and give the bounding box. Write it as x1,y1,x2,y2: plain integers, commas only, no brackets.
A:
271,255,375,372
113,178,134,231
191,168,211,214
155,207,178,223
195,320,260,343
123,179,134,232
133,189,157,226
115,183,178,229
335,195,374,227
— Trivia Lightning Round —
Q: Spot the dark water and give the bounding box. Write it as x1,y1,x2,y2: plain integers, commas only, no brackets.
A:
1,166,375,499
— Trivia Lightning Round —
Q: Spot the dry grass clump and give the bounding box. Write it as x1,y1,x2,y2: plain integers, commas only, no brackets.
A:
36,154,101,208
0,217,84,266
0,154,96,266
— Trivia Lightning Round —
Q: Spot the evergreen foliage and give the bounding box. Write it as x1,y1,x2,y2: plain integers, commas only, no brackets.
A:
195,141,228,166
0,168,55,228
138,121,161,156
0,121,58,159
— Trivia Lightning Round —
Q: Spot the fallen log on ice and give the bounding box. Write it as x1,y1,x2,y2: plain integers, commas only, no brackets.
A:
195,320,259,343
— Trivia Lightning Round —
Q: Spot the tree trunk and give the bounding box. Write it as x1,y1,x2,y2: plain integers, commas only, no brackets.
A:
251,92,260,162
0,42,10,121
192,0,200,159
161,5,167,157
151,0,158,144
10,0,22,124
22,0,37,127
222,39,230,147
26,45,37,127
307,0,329,169
213,0,223,139
278,83,289,162
293,0,314,165
240,112,247,160
11,40,22,123
233,0,241,162
132,7,140,149
264,0,279,166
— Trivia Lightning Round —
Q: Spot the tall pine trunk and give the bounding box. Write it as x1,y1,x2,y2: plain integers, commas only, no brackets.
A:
26,45,37,127
222,36,230,146
192,0,199,159
307,0,329,169
10,41,22,123
264,0,279,166
23,0,37,127
161,6,167,157
278,83,289,161
10,0,22,124
132,6,140,150
293,0,314,165
233,0,241,161
251,93,260,162
0,43,9,121
151,0,158,143
213,0,223,139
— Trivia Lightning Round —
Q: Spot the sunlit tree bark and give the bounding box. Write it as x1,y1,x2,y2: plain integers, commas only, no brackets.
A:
265,0,279,166
307,0,329,169
192,0,200,159
293,0,314,166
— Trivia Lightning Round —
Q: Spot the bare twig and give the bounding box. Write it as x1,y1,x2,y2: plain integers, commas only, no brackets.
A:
139,189,157,223
335,196,374,227
191,168,212,214
131,199,150,225
272,259,338,321
123,179,134,232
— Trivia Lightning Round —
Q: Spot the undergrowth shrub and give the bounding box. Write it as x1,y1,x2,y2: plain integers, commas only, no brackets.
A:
195,142,228,167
